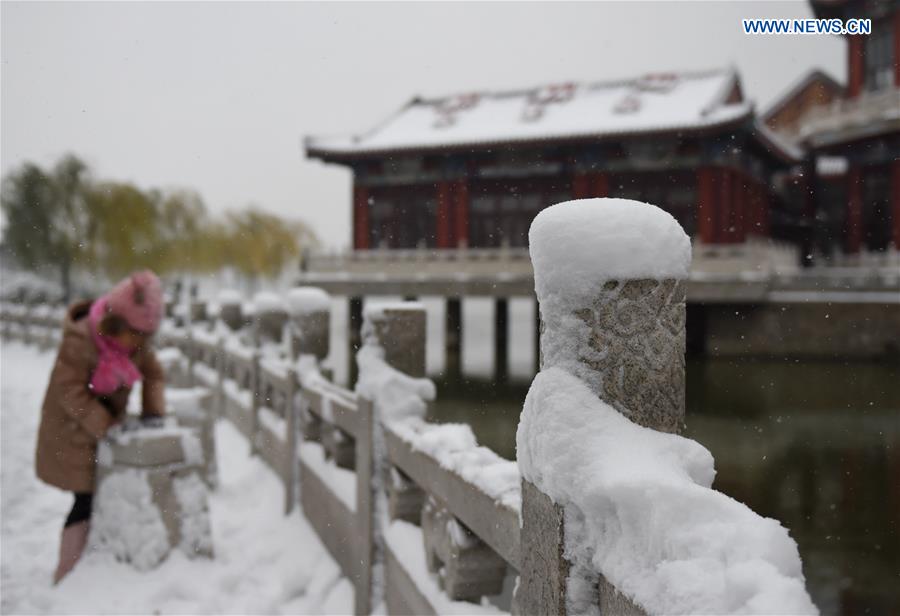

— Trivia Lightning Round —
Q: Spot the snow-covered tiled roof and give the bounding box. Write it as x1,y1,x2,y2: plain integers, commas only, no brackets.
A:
751,119,805,162
307,68,754,157
762,69,843,125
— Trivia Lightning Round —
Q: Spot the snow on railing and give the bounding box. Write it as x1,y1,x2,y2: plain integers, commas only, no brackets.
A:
3,244,820,615
518,198,816,615
356,302,519,614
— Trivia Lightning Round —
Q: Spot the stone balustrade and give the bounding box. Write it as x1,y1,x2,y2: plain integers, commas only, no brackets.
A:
2,257,811,616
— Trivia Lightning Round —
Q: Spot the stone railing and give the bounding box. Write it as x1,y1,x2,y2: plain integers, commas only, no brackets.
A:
1,267,814,615
304,242,806,279
691,237,801,275
305,247,534,278
0,301,65,350
150,293,527,615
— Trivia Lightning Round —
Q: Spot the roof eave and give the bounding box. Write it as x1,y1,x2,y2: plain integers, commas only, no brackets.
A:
306,111,754,164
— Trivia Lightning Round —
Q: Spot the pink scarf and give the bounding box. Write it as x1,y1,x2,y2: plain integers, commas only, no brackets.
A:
88,297,142,395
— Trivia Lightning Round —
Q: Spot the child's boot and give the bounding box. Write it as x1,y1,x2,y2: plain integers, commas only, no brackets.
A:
53,520,89,584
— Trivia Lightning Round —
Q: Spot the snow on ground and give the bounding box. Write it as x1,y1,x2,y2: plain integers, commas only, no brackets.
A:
1,341,353,615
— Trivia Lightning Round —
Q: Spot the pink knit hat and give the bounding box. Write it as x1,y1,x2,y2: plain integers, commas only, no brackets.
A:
105,270,164,333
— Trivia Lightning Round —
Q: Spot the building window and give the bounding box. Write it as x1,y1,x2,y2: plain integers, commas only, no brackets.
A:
608,171,697,236
468,180,570,248
865,19,895,92
368,187,437,249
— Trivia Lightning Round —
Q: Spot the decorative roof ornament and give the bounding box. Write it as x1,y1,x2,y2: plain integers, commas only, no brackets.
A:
433,93,480,129
613,93,642,115
521,82,576,123
613,74,680,115
634,73,680,93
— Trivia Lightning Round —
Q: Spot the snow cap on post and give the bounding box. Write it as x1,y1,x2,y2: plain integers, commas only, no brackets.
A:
286,287,331,316
217,289,244,331
286,287,331,360
529,198,691,432
252,291,288,344
355,301,434,422
360,301,427,378
529,198,691,302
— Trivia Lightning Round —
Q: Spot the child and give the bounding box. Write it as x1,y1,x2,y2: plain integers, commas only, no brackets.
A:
34,270,166,583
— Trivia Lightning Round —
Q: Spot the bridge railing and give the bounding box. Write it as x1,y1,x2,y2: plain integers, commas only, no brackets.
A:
0,301,65,349
0,295,535,614
1,260,815,616
353,302,521,615
153,294,522,615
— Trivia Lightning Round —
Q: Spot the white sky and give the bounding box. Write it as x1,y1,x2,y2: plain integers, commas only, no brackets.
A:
1,1,843,250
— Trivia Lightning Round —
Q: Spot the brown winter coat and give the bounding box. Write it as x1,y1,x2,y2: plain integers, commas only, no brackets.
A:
35,300,165,493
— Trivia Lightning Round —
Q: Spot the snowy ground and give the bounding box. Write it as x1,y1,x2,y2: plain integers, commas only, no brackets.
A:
1,341,354,615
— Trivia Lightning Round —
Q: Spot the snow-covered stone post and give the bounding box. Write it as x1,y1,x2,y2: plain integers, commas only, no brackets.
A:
286,287,330,361
185,329,197,388
356,301,429,615
249,349,262,456
531,201,689,432
189,299,208,325
252,291,288,348
517,198,691,616
283,366,299,514
92,419,213,570
360,302,427,379
217,289,244,332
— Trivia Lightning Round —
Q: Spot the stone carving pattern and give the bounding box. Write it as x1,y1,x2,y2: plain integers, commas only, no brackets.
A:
574,278,685,434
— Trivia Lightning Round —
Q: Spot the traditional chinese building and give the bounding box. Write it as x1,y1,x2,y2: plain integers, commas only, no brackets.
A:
306,68,800,252
763,70,845,139
768,0,900,260
303,63,899,383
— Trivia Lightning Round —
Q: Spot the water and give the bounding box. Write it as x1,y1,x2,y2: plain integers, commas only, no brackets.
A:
427,359,900,615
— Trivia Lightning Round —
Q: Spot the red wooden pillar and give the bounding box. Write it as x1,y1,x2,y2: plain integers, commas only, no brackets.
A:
696,167,717,244
848,35,865,98
572,173,590,199
732,172,746,242
353,184,370,250
891,160,900,250
593,173,609,198
454,179,469,248
747,181,760,237
719,168,733,243
847,166,864,253
436,181,452,249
